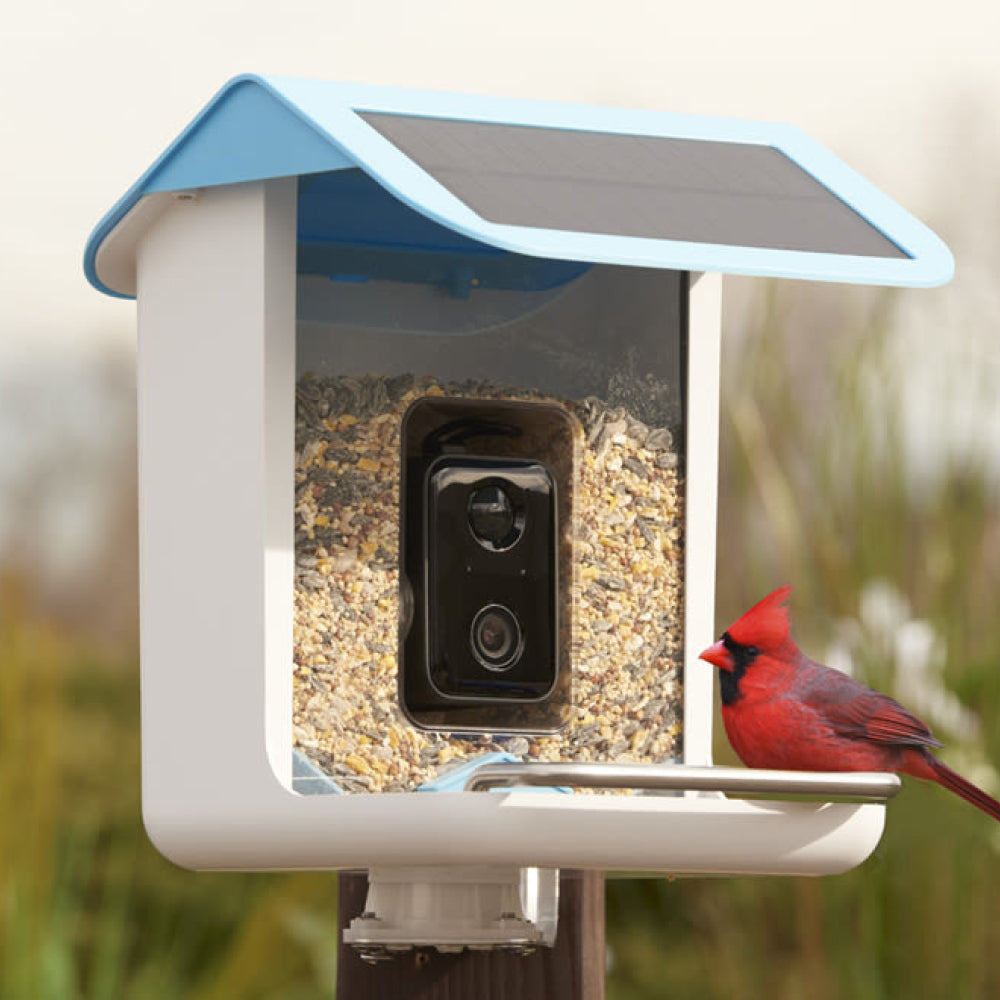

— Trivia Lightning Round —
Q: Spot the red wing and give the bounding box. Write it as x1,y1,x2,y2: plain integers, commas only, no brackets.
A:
805,683,943,749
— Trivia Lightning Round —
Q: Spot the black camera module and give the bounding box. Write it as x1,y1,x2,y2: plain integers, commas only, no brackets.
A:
470,604,523,670
422,455,556,703
467,484,524,550
398,396,573,733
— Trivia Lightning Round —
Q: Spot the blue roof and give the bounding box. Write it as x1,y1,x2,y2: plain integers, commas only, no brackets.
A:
84,74,953,298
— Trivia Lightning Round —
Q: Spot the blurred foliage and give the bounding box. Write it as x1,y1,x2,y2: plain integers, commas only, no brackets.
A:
0,575,338,999
4,276,1000,997
607,281,1000,999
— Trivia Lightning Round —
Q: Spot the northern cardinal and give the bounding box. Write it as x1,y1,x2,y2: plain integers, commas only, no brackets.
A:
699,585,1000,822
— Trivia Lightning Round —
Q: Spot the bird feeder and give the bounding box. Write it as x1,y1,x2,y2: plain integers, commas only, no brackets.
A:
84,75,949,887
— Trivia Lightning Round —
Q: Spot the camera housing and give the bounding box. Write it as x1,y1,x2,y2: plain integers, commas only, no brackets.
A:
426,456,556,701
400,399,572,733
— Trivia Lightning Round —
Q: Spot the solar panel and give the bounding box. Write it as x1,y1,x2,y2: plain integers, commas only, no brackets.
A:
359,112,908,260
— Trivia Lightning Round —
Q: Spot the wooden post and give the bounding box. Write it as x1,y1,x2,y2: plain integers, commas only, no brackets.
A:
336,870,605,999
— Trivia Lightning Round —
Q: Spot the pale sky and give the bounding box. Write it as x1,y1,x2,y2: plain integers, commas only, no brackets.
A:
2,0,1000,360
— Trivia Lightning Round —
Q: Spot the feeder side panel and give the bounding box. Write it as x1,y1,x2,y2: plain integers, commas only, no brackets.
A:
134,179,299,857
682,271,723,767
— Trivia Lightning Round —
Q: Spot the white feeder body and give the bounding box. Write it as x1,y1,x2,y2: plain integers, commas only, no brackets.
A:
84,75,949,876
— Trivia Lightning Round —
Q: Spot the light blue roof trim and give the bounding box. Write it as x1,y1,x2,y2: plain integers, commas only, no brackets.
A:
84,73,953,298
145,78,354,194
84,75,358,298
269,75,951,287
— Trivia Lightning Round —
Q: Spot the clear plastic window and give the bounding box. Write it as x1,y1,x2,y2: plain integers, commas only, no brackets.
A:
293,262,686,793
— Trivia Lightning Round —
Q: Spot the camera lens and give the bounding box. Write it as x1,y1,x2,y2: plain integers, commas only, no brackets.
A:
470,604,523,671
468,484,522,549
468,483,523,549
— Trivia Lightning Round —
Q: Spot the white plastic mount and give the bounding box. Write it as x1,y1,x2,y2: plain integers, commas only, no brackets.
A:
342,866,559,961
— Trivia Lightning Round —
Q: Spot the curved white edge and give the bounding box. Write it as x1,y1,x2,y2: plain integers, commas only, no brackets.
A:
84,73,954,298
93,193,174,299
143,785,888,877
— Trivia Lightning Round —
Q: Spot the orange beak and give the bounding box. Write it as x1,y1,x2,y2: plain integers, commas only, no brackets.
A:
699,639,734,672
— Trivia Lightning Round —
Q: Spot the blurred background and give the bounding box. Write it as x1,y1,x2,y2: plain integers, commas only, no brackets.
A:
3,2,1000,996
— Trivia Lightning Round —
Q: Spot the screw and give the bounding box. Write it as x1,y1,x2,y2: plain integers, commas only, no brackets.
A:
357,948,393,965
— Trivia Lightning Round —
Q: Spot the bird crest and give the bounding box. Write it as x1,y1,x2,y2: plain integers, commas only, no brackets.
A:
726,585,794,653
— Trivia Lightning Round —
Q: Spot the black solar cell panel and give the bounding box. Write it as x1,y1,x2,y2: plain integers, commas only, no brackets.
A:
359,112,907,259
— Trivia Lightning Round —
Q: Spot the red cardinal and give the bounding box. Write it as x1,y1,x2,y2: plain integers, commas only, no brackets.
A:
699,585,1000,821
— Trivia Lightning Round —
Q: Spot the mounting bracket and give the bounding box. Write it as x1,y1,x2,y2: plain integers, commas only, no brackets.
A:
342,865,559,962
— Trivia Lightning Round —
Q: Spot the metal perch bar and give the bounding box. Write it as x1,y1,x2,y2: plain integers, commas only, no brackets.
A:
464,762,902,800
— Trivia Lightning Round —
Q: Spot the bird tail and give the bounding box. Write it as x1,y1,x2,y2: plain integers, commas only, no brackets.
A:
905,751,1000,822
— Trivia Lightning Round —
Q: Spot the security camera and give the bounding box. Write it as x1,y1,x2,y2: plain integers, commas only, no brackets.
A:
399,399,564,731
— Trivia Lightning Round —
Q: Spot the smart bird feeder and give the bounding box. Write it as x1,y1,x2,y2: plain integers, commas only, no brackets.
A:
84,76,949,899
